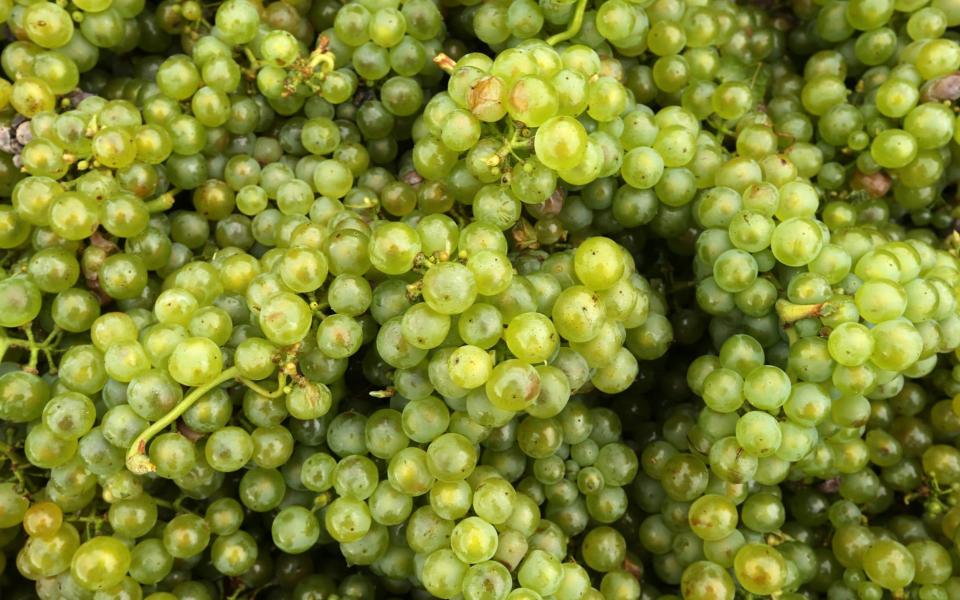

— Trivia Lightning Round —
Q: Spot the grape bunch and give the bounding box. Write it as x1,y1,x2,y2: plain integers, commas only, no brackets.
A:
2,0,960,597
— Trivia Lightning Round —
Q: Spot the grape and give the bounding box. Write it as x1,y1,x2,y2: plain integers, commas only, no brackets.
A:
535,116,588,170
0,0,959,597
506,77,559,127
24,2,74,49
863,539,916,590
621,147,665,189
422,549,469,599
682,561,736,600
463,561,513,600
0,276,42,327
71,536,131,591
211,531,258,576
421,261,478,315
215,0,259,43
518,549,563,595
733,543,787,595
272,506,320,554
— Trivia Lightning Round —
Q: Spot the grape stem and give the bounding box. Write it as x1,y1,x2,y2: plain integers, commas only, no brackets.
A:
504,128,533,156
126,366,241,475
305,36,335,74
226,588,245,600
0,441,31,492
243,47,261,68
432,53,456,74
621,556,642,580
406,280,423,301
23,327,40,372
145,188,181,213
312,492,332,511
546,0,588,46
775,299,829,324
238,371,287,398
0,326,61,372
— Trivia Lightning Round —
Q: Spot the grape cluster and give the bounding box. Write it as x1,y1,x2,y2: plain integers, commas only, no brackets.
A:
2,0,960,597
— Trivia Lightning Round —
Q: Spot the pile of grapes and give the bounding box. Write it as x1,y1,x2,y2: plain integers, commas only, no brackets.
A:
3,0,960,596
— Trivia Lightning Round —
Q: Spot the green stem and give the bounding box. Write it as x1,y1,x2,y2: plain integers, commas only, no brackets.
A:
0,441,20,463
227,587,246,600
307,51,335,74
303,35,336,77
40,326,63,373
2,328,61,372
432,52,456,74
69,515,106,525
145,188,180,213
312,492,332,511
406,280,423,302
775,299,826,324
41,325,62,346
243,47,260,68
546,0,588,46
0,442,32,493
239,372,287,398
41,347,57,372
126,366,240,474
23,327,39,371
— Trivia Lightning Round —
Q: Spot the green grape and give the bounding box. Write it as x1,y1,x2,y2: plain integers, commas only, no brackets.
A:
49,191,100,241
315,314,363,359
733,543,786,595
870,129,919,169
581,526,626,573
368,222,420,275
422,548,469,599
0,482,29,528
908,540,951,585
506,76,559,127
621,147,665,189
855,279,906,323
205,426,254,472
463,561,513,600
0,276,42,327
863,539,916,590
687,494,738,541
682,561,736,600
444,345,491,390
736,411,782,457
211,531,258,577
770,218,823,267
450,516,498,564
238,466,286,512
10,77,55,118
473,477,516,525
71,536,131,591
272,506,320,554
486,359,541,412
535,116,588,171
23,2,74,48
42,391,96,440
517,549,563,596
828,322,874,366
258,292,312,346
313,159,354,199
870,319,923,371
419,261,476,315
167,337,222,387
